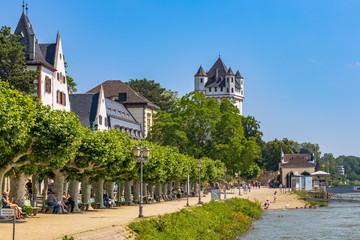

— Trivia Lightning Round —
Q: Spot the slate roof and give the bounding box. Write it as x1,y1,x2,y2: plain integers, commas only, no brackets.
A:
226,68,235,76
194,65,207,77
282,154,315,168
69,94,99,128
105,98,139,125
87,80,160,110
14,13,56,70
39,43,56,66
235,70,243,79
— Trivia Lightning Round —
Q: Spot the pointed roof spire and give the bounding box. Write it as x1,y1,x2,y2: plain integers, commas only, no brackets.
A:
226,67,235,76
26,2,28,15
22,1,25,13
194,65,207,77
235,70,243,79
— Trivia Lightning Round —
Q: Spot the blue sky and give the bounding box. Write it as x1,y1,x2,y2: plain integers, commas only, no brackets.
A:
1,0,360,157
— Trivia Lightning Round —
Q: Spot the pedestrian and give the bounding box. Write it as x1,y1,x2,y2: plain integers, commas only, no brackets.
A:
258,182,261,189
264,199,270,209
274,191,277,203
176,187,181,201
279,183,283,193
248,183,251,192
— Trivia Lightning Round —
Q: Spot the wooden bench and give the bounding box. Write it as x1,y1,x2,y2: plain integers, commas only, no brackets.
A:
24,200,40,216
41,200,54,213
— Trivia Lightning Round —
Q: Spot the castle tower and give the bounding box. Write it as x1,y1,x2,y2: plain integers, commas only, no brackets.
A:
194,57,244,114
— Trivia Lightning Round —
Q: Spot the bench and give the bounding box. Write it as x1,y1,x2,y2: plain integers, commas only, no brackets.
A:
24,200,40,216
41,200,54,213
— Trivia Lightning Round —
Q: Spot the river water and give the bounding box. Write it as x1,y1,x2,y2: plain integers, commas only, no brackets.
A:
241,202,360,240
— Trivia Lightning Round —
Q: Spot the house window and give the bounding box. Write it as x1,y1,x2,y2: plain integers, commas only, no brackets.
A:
57,72,59,81
56,90,59,103
241,80,243,85
215,87,217,92
200,78,203,83
220,87,223,91
209,88,211,92
231,88,234,93
45,76,51,93
227,88,229,92
241,90,243,95
63,75,66,84
60,92,63,105
105,117,108,127
231,78,233,83
60,72,62,83
63,93,66,106
99,115,102,125
227,78,229,83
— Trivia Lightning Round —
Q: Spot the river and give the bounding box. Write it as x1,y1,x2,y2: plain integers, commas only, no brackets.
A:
241,202,360,240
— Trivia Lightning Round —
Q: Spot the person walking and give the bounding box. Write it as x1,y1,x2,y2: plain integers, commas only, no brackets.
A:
274,191,278,203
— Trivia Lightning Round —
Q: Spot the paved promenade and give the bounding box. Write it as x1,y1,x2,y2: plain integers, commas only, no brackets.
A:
0,187,306,240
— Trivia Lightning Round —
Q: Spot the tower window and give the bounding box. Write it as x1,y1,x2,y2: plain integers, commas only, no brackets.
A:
209,88,211,92
215,87,217,92
231,88,234,93
241,80,243,85
221,87,223,91
227,88,229,92
200,78,203,83
227,78,229,83
231,78,233,83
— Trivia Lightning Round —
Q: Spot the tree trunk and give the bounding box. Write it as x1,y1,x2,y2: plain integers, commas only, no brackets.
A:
119,182,125,197
69,181,80,212
0,168,11,195
168,182,172,193
142,183,147,196
147,183,154,197
93,179,105,208
162,183,168,196
81,176,93,210
43,177,49,201
133,180,140,203
174,181,180,190
53,170,67,199
9,173,28,206
63,181,68,194
155,183,162,201
32,174,38,207
124,181,132,203
104,181,115,203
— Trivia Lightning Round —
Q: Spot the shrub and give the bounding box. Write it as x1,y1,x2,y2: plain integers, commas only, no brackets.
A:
128,198,262,240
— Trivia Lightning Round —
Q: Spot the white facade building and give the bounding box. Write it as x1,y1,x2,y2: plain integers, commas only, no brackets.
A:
14,11,70,111
194,58,244,114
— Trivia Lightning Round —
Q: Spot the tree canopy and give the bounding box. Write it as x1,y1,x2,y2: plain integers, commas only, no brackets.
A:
0,26,37,94
126,78,178,112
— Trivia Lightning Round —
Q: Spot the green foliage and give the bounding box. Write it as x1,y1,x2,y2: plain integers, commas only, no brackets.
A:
148,92,262,175
126,78,178,112
0,26,38,94
128,198,262,240
62,236,74,240
0,81,37,170
242,163,261,179
291,191,328,207
261,138,293,171
21,204,33,217
64,58,77,93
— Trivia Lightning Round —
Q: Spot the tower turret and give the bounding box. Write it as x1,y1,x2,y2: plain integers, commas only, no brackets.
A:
194,65,207,92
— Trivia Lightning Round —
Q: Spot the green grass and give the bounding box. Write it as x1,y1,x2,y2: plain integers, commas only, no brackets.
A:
291,191,328,207
128,198,262,240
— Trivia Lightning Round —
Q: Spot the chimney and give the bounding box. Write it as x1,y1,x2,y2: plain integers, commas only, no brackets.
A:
29,34,35,60
118,93,127,102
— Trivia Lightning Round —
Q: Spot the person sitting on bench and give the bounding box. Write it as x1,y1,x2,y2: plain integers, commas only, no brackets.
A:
2,191,24,219
47,191,61,213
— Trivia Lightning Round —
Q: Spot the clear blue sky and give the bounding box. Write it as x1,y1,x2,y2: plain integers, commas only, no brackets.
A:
1,0,360,157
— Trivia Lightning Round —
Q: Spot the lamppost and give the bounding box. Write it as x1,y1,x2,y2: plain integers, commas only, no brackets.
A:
238,170,241,196
224,166,227,199
196,160,202,204
132,144,150,218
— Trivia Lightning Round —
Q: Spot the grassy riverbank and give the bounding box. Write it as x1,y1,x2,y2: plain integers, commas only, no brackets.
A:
291,191,328,207
128,198,262,240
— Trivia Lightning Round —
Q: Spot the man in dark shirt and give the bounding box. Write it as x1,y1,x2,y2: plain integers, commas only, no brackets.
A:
47,191,61,213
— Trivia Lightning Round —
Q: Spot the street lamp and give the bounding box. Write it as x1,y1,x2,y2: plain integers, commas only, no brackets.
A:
196,160,202,204
132,144,150,218
224,166,227,199
238,170,241,196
